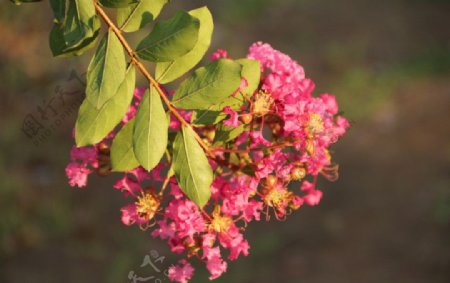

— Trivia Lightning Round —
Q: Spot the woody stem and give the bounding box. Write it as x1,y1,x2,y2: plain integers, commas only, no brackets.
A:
94,2,214,157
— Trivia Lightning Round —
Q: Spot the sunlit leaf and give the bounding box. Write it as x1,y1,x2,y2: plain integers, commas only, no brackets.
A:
86,31,126,109
117,0,167,32
156,6,213,83
110,118,140,172
172,126,213,208
172,59,242,110
136,11,200,62
133,86,168,171
76,65,135,146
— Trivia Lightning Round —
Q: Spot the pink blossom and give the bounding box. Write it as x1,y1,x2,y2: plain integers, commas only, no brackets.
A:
222,106,240,127
70,146,97,164
218,225,250,260
128,167,151,182
65,162,91,188
168,260,194,283
165,200,206,239
301,180,315,191
151,220,176,240
302,189,323,206
65,40,349,282
113,175,141,197
203,246,228,280
320,93,339,115
249,131,270,147
210,49,228,60
248,42,306,101
301,181,323,205
242,200,263,222
120,203,141,225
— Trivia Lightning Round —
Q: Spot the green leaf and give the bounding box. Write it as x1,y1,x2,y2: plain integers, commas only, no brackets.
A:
110,118,140,172
190,90,248,126
173,126,213,208
191,109,227,126
49,0,65,23
49,0,100,57
236,58,260,96
172,59,242,110
133,86,168,171
136,11,200,62
117,0,167,33
189,59,259,125
213,124,246,146
49,23,99,57
99,0,137,8
86,31,126,109
75,65,135,147
63,0,100,48
155,6,213,84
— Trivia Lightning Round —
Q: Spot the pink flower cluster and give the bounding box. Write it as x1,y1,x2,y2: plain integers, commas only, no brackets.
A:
66,43,349,282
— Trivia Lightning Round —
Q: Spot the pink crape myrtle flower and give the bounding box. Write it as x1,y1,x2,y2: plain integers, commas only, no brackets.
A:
66,41,349,283
168,260,194,283
222,106,240,127
65,162,91,187
210,49,228,60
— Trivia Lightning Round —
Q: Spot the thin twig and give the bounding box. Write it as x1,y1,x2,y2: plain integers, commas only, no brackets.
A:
94,2,214,157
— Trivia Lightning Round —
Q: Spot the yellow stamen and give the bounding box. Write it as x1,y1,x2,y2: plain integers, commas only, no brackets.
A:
253,90,274,116
136,192,160,221
209,206,233,233
264,187,292,208
306,113,324,137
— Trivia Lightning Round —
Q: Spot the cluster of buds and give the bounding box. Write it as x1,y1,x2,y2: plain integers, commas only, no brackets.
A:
66,42,349,282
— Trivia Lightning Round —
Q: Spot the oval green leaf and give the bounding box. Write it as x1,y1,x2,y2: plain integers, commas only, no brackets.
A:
133,86,168,171
49,0,100,56
86,31,126,109
136,11,200,62
213,124,246,146
49,23,99,57
117,0,168,33
63,0,100,48
49,0,65,23
155,6,213,84
172,126,213,208
75,65,135,147
172,59,242,110
111,118,140,172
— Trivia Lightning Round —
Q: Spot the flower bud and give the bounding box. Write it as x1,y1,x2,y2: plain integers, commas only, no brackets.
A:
290,166,306,181
98,141,110,154
271,123,282,136
266,175,277,187
241,113,253,124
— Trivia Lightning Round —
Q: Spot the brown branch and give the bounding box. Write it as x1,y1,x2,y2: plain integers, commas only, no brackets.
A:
94,2,214,157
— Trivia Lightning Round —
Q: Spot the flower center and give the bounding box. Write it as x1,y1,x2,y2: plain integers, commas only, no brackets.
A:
209,206,233,233
264,187,291,207
253,90,274,116
136,192,160,221
306,113,324,136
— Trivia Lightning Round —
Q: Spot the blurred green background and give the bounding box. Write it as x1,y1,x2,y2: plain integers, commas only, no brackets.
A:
1,0,449,282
